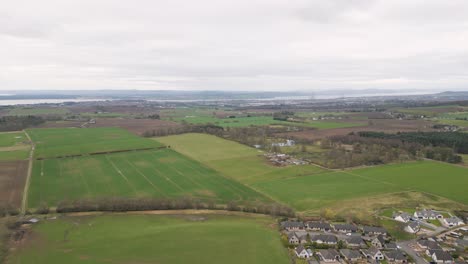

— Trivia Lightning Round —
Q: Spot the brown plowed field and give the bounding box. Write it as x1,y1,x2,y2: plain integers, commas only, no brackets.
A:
0,160,28,208
279,119,436,140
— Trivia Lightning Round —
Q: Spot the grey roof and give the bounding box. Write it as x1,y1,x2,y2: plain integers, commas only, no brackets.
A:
340,249,362,259
295,245,306,254
418,240,442,250
432,250,453,261
375,234,385,244
445,216,463,225
385,242,398,250
346,236,365,245
393,212,411,221
362,247,381,257
317,249,340,260
311,234,338,243
307,221,332,230
281,221,305,229
415,210,440,218
363,226,387,234
288,233,299,239
334,223,357,232
385,250,407,261
408,221,420,230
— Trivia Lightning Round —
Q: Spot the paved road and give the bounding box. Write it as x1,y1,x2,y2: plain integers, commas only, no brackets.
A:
397,240,427,264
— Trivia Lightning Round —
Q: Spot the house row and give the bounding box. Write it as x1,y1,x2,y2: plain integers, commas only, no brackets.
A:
295,247,408,263
288,233,339,245
281,221,386,236
393,210,465,230
416,239,454,264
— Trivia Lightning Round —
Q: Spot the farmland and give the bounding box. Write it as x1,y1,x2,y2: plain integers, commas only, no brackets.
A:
157,134,468,215
0,161,28,208
0,132,30,161
27,127,162,159
8,107,69,116
7,214,289,264
156,133,327,185
27,149,268,208
254,161,468,214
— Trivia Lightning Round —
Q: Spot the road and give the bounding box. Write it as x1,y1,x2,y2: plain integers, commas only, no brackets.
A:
20,130,35,215
397,240,427,264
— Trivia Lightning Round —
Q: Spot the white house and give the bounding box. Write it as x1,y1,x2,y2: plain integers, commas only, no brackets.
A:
361,247,384,261
431,250,454,263
443,216,464,227
393,212,411,223
414,210,442,220
295,245,313,258
405,222,420,234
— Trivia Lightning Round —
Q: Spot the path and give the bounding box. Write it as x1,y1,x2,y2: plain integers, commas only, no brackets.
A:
20,130,34,215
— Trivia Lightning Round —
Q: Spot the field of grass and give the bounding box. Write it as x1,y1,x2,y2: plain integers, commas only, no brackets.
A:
156,133,327,185
435,118,468,127
0,132,27,147
7,214,289,264
9,107,69,116
254,161,468,213
27,127,162,159
392,105,462,116
27,149,267,208
0,132,30,161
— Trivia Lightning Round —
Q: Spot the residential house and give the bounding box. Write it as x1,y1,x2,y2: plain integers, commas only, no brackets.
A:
393,212,411,223
334,224,358,233
384,242,398,251
443,216,464,227
345,236,366,248
361,247,384,260
288,233,300,244
316,249,341,262
431,250,454,264
405,222,420,234
307,221,332,232
371,235,386,249
340,249,363,263
384,250,408,263
310,234,338,245
298,233,309,244
417,240,442,254
414,210,442,220
363,226,387,236
295,245,313,259
281,221,305,231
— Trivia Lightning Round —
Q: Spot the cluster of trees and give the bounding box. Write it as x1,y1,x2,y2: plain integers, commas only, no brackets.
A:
320,134,462,168
142,124,224,137
358,131,468,154
0,115,45,131
55,197,295,217
273,111,295,121
0,204,19,217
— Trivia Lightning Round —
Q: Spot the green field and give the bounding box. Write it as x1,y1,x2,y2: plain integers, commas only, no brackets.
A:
254,161,468,212
0,132,27,147
27,149,267,208
9,107,69,116
156,133,327,185
157,134,468,214
27,127,162,159
7,214,289,264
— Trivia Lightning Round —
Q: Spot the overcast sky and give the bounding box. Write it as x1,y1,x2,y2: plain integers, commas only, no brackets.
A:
1,0,468,92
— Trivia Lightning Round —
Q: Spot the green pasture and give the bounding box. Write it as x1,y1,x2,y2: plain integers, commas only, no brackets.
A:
27,149,267,208
7,214,289,264
27,127,162,159
156,133,327,185
254,161,468,212
0,131,30,160
0,132,26,147
392,105,463,116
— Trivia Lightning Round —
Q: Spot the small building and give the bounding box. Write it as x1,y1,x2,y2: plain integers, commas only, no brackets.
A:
371,235,386,249
345,236,366,248
361,247,384,260
310,234,338,245
288,233,300,244
295,245,313,259
281,221,305,231
306,221,332,232
431,250,454,264
333,223,357,233
414,210,442,220
384,242,398,251
385,250,408,263
340,249,363,263
316,249,341,262
405,222,420,234
362,226,387,236
417,240,442,253
393,212,411,223
443,216,464,227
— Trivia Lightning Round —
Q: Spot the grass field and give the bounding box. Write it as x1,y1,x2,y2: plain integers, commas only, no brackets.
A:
0,132,27,147
254,161,468,213
27,127,162,159
7,214,289,264
27,149,267,208
9,107,69,116
156,133,327,185
0,132,30,161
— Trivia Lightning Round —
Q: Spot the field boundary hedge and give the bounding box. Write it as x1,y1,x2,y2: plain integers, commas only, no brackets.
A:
35,146,168,160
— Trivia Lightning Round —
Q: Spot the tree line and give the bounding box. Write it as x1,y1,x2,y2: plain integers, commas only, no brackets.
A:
0,116,45,132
